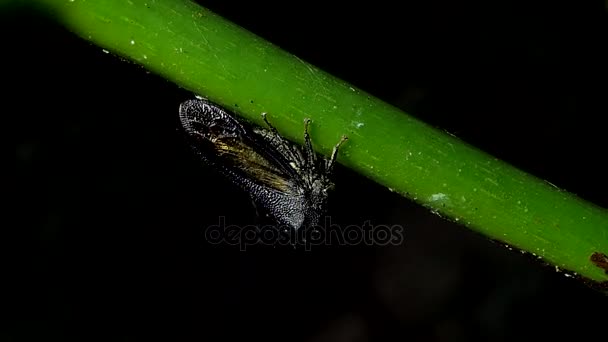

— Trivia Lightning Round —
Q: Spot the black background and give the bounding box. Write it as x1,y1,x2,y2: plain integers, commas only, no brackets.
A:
11,0,607,341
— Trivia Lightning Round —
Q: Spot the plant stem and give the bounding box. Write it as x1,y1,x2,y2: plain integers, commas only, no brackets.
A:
30,0,608,284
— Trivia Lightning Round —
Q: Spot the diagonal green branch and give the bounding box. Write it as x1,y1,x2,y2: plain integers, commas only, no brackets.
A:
29,0,607,285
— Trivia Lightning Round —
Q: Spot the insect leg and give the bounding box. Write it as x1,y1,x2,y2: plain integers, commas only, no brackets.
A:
261,112,280,135
261,113,305,167
303,118,316,167
326,135,348,172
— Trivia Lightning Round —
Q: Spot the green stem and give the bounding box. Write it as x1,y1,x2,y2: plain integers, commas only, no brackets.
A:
30,0,608,284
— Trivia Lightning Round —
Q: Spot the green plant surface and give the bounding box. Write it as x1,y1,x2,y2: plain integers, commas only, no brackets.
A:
28,0,608,285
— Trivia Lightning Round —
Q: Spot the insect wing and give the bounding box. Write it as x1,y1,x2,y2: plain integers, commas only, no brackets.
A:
178,99,295,195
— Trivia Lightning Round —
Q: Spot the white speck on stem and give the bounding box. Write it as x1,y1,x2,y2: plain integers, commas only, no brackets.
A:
130,39,135,45
429,193,448,202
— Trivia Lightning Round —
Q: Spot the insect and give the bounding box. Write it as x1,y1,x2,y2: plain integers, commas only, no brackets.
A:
178,98,348,231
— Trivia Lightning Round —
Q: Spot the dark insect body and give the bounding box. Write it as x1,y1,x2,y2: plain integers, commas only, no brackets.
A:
178,98,347,231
